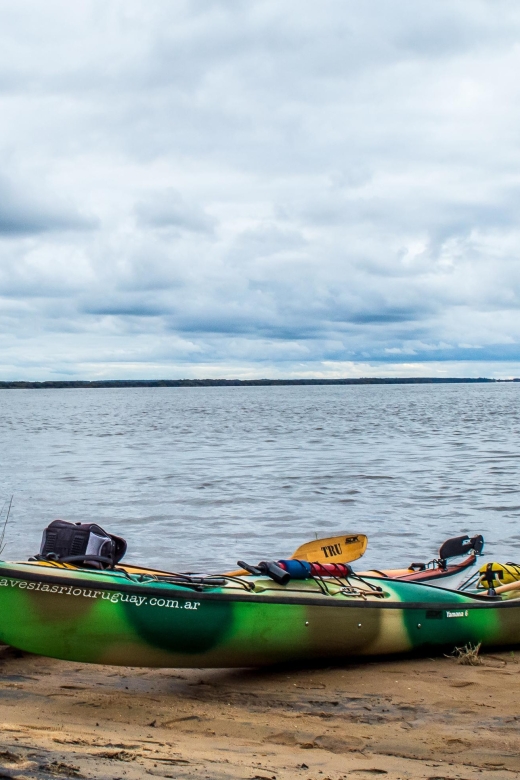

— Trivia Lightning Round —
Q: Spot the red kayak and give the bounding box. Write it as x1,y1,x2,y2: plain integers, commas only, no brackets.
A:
360,534,483,589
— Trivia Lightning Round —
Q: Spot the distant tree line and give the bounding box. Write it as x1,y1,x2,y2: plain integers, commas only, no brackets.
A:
0,377,513,389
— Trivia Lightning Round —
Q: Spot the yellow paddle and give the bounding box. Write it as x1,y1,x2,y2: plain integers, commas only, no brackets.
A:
225,533,367,576
292,533,367,563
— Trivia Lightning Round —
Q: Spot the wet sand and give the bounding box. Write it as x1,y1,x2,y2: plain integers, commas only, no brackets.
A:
0,644,519,780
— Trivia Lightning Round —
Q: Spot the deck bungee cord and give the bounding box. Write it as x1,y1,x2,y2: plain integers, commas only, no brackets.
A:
27,520,486,596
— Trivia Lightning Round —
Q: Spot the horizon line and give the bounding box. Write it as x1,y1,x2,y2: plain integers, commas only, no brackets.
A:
0,377,518,388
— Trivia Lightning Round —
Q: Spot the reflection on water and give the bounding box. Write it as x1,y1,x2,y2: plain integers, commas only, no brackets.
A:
0,384,518,571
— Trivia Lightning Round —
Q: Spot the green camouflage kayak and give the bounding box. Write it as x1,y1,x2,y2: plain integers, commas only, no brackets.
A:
0,559,518,668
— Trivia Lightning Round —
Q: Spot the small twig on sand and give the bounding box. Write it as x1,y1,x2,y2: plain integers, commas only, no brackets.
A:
447,642,482,666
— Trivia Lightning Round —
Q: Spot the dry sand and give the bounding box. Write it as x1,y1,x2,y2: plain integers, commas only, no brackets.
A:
0,644,519,780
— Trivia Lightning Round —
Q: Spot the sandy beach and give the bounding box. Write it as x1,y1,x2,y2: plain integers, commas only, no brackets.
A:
0,644,519,780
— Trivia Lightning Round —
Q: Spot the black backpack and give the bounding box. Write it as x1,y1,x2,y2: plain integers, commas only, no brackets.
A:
38,519,127,569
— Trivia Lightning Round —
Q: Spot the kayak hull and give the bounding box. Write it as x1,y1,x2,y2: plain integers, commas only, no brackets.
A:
0,562,519,668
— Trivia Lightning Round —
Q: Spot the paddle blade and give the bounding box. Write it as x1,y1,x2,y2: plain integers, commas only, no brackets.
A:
290,533,367,564
223,532,368,576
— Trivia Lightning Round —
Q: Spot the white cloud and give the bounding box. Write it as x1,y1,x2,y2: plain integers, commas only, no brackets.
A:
0,0,520,378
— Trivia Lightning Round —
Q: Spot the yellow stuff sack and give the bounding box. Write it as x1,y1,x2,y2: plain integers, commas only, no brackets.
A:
478,562,520,589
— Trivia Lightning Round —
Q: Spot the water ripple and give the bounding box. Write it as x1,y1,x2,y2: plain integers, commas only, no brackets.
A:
0,383,519,570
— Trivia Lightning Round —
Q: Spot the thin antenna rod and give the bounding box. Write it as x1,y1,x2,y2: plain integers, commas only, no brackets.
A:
0,495,13,554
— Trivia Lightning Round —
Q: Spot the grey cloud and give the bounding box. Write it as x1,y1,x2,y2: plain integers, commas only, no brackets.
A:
348,309,423,325
0,176,96,236
134,189,215,234
82,300,168,318
228,225,306,265
1,1,520,378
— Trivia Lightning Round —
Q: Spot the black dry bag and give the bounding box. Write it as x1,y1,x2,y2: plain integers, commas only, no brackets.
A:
38,519,127,569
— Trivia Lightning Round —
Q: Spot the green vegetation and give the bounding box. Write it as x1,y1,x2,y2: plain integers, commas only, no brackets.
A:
0,377,507,389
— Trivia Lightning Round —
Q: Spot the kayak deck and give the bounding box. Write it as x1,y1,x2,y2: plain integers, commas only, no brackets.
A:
0,558,494,603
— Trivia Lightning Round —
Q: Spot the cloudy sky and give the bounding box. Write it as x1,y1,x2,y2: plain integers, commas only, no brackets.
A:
1,0,520,380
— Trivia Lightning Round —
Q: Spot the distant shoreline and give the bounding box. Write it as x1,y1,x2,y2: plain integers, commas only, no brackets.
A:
0,377,517,388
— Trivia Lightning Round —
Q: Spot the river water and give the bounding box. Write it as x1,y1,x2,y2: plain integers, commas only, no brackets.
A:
0,384,518,572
